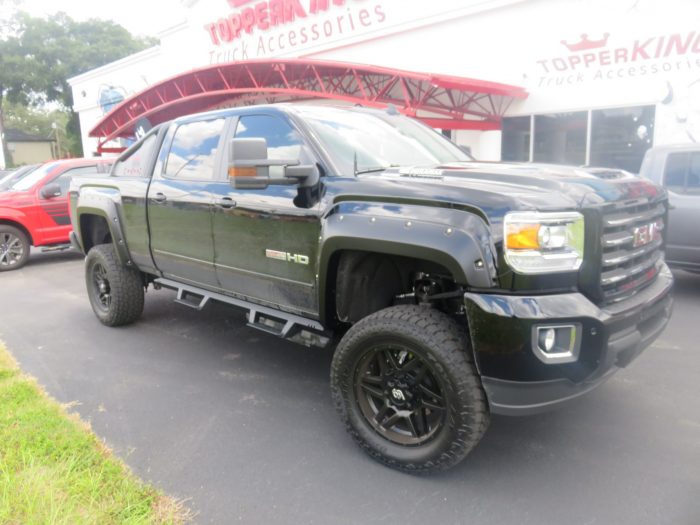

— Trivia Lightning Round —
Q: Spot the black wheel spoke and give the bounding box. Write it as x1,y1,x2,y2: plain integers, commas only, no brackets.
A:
374,404,392,425
359,381,384,399
400,357,423,373
384,350,400,371
419,383,443,403
421,399,445,413
361,374,383,386
380,412,402,430
405,414,420,437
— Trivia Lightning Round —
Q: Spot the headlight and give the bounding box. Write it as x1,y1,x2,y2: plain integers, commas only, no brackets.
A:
503,211,584,274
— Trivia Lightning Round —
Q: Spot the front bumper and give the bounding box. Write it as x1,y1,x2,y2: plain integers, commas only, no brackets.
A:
464,264,673,415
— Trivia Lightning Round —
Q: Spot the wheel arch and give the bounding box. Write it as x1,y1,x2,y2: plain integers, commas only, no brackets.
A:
318,205,497,326
0,218,34,245
75,207,131,266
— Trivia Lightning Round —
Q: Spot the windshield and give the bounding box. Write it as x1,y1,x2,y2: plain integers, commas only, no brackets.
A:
0,165,39,190
294,106,472,175
10,162,59,191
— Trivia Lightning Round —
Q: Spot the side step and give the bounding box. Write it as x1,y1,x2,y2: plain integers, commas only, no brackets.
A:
41,244,72,253
154,277,331,348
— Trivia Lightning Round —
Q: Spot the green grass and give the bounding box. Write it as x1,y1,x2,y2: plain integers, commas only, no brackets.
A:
0,343,190,525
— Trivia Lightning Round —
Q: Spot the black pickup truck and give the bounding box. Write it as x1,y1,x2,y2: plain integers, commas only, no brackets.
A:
70,104,673,473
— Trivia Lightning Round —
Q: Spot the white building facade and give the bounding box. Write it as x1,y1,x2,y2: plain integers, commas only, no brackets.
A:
69,0,700,172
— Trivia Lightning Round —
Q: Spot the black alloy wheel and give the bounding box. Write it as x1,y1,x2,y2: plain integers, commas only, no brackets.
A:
354,343,446,446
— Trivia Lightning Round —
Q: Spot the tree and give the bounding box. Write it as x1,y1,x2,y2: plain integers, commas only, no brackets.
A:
0,11,156,164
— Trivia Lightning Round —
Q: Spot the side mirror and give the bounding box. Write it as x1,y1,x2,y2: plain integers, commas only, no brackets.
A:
40,183,62,199
228,138,316,189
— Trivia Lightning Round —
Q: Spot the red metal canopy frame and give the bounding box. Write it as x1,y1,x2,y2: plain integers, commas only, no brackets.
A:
89,59,527,154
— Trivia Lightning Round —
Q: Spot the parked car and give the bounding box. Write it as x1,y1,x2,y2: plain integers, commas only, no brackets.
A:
0,158,112,271
0,164,40,191
70,104,672,473
639,144,700,272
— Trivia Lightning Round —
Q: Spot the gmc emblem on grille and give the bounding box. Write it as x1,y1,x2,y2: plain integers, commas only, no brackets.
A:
632,220,662,248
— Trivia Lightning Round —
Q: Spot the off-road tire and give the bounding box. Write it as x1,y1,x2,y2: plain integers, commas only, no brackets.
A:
331,304,489,474
0,225,30,271
85,243,144,326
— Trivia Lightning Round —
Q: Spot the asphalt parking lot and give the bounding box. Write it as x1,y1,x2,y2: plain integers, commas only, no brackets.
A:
1,250,699,525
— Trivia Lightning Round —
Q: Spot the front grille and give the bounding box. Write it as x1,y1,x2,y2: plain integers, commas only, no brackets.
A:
599,199,666,304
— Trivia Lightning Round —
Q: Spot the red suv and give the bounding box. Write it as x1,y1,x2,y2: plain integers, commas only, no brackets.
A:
0,158,112,271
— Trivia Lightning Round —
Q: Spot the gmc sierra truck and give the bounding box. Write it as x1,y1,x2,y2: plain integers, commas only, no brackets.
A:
69,104,673,473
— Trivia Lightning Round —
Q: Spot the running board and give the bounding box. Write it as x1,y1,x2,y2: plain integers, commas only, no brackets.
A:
154,278,330,348
41,244,72,253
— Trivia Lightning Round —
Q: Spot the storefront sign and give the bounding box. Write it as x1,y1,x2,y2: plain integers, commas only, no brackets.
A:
535,31,700,87
204,0,386,62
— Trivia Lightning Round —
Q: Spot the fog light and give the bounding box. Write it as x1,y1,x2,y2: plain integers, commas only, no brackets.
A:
532,324,582,364
540,328,556,352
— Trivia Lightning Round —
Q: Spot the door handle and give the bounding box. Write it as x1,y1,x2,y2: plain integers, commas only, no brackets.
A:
216,197,237,209
152,192,167,203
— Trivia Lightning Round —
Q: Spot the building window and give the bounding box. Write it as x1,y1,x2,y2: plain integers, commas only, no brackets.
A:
501,116,530,162
533,112,587,165
590,106,655,173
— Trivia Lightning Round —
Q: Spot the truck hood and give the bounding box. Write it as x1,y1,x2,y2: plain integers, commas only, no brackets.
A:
0,190,33,207
354,162,664,224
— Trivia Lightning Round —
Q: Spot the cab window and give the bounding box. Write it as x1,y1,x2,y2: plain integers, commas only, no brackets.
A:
114,132,158,178
164,119,226,181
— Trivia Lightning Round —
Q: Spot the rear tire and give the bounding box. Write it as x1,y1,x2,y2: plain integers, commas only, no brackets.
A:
331,304,489,474
0,225,30,271
85,244,144,326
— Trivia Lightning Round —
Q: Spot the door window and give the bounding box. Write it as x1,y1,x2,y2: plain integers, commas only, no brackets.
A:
664,151,700,194
164,119,226,180
234,115,305,178
43,166,101,198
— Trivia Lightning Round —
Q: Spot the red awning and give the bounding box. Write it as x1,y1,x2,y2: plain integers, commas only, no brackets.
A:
89,58,527,153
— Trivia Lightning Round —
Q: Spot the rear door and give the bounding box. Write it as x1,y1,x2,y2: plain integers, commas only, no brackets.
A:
147,117,227,288
210,113,322,316
662,150,700,268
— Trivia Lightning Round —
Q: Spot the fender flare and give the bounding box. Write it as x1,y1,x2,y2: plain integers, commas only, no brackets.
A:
73,187,132,266
317,201,497,324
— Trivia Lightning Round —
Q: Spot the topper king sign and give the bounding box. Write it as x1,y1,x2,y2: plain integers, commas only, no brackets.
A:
206,0,357,45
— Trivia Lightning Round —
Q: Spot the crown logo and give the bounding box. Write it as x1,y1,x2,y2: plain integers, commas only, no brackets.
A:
561,33,610,52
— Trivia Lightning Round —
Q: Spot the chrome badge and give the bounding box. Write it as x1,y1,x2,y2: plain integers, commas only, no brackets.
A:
632,220,662,248
265,249,310,265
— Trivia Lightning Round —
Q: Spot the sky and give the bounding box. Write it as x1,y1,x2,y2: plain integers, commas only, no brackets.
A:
1,0,188,37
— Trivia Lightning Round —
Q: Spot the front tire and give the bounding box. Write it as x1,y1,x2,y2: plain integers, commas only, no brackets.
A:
331,305,489,474
85,244,144,326
0,225,30,271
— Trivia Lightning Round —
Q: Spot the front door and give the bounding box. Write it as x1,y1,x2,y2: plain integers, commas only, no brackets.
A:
148,117,227,288
210,114,321,316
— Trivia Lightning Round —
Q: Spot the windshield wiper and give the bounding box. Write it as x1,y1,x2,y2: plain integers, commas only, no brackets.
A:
355,166,390,175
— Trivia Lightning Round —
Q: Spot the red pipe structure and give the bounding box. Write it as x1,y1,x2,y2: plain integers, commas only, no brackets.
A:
89,59,528,154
